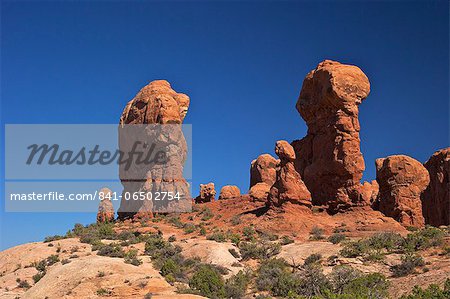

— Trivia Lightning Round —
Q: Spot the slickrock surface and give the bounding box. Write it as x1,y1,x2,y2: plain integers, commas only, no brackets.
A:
292,60,370,212
218,185,241,200
249,154,278,188
268,141,311,208
375,155,430,227
97,188,115,223
422,148,450,226
117,80,191,220
195,182,216,203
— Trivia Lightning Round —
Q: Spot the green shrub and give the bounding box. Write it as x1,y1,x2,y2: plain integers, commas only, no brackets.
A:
367,232,403,252
239,241,281,260
184,223,197,234
231,215,241,226
227,232,241,245
44,235,66,243
168,235,176,242
32,272,45,283
17,279,31,289
124,249,142,266
61,259,71,265
340,240,369,258
328,233,346,244
341,273,389,299
207,232,227,242
390,254,425,277
399,278,450,299
243,226,256,241
402,226,446,252
189,264,225,298
160,258,180,277
96,243,125,258
96,288,112,296
328,265,362,294
225,270,251,299
46,254,60,266
228,248,240,259
280,235,294,245
309,226,325,240
304,253,322,266
256,258,292,295
200,208,214,221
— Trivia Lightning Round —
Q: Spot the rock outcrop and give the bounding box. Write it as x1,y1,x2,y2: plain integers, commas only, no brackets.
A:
97,188,115,223
250,154,278,188
249,183,271,202
292,60,370,212
117,80,191,220
361,180,379,207
218,185,241,200
195,182,216,203
268,140,311,208
421,148,450,226
375,155,430,227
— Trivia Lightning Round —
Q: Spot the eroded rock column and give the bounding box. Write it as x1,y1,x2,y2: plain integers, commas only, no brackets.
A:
292,60,370,211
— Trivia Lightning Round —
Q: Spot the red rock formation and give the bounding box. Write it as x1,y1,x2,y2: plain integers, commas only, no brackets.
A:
249,183,271,202
117,80,191,220
268,140,311,208
375,155,430,227
422,148,450,226
218,185,241,200
97,188,115,223
361,180,379,207
195,183,216,203
292,60,370,212
250,154,278,188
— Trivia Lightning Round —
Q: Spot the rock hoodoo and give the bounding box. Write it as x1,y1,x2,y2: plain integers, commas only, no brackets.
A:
421,148,450,226
250,154,278,188
361,180,379,207
117,80,191,220
292,60,370,212
97,188,115,223
195,182,216,203
218,185,241,200
249,183,272,202
268,140,311,208
375,155,430,227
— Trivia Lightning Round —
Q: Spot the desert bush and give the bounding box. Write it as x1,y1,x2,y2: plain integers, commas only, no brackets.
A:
280,235,294,245
309,226,325,240
402,226,446,252
96,243,125,258
304,253,322,266
97,271,106,277
96,288,112,296
259,231,279,241
243,226,256,241
340,239,369,258
124,249,142,266
61,259,71,265
228,248,241,259
46,254,60,266
255,258,294,295
32,272,45,283
399,278,450,299
199,227,207,236
160,258,180,277
44,235,66,242
168,216,184,228
367,232,403,252
328,233,346,244
225,270,251,299
183,223,197,234
239,241,281,260
390,254,425,277
207,232,227,242
17,279,31,289
328,265,362,294
200,208,214,221
189,264,225,298
168,235,176,242
341,272,389,299
231,214,241,226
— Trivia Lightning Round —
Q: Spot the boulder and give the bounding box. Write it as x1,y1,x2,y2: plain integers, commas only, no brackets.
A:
292,60,370,212
421,148,450,226
250,154,278,188
375,155,430,227
218,185,241,200
97,188,115,223
195,182,216,203
249,182,271,202
268,140,311,208
117,80,191,220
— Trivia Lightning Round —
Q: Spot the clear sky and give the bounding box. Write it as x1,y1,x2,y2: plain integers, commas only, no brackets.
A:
1,0,448,250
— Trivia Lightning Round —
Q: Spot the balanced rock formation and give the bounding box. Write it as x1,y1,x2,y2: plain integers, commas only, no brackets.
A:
250,154,278,187
375,155,430,227
360,180,379,207
195,182,216,203
218,185,241,200
268,140,311,208
422,148,450,226
117,80,191,220
292,60,370,211
249,183,271,202
97,188,115,223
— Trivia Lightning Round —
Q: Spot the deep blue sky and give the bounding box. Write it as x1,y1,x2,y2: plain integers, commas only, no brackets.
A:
1,1,448,250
